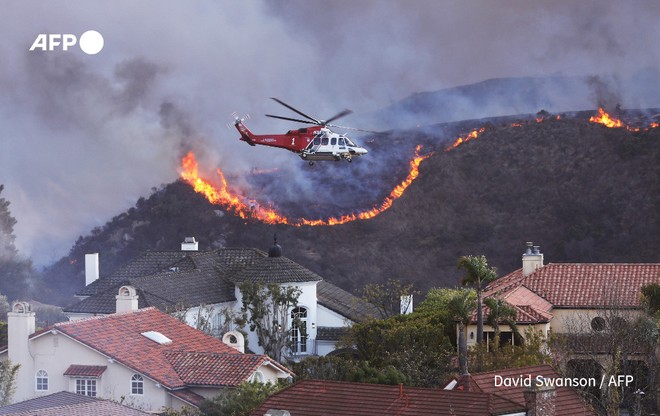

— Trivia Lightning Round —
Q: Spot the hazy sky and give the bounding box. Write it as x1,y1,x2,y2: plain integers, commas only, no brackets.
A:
1,0,659,265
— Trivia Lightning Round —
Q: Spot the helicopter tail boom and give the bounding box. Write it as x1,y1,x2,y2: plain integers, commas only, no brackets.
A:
235,118,257,146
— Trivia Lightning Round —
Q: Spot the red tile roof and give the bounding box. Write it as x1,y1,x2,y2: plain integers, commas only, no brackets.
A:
470,302,552,325
487,263,660,309
37,308,289,390
63,365,107,377
458,364,595,416
250,379,525,416
165,351,291,387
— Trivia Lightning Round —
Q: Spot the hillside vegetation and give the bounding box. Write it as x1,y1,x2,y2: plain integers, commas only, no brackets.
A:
42,115,660,304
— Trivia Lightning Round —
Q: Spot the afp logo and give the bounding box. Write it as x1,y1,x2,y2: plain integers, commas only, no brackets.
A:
29,30,104,55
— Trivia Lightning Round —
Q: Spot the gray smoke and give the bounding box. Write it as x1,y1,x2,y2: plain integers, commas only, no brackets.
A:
1,0,659,265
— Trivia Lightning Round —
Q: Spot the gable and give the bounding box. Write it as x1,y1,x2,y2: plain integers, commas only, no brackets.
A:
45,308,249,389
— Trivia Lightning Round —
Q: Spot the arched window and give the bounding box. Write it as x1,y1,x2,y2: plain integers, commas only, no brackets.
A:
131,374,144,395
36,370,48,391
290,307,308,354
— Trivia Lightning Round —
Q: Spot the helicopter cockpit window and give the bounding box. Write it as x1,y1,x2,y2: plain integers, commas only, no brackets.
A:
330,137,337,146
345,137,357,147
313,136,321,146
338,138,345,146
321,137,329,145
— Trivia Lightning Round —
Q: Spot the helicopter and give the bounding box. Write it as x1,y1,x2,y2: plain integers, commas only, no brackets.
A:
234,97,370,165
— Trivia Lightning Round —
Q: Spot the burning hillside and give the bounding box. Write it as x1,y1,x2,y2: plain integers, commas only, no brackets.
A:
181,108,658,227
180,145,432,226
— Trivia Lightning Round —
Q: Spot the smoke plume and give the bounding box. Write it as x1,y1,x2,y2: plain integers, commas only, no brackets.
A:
1,0,659,265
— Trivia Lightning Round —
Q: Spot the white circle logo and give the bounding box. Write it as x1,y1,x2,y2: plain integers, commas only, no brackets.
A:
79,30,104,55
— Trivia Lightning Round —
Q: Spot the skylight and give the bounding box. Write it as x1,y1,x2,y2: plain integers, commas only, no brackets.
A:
141,331,172,345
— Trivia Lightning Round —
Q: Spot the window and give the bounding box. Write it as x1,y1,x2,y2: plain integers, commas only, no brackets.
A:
321,137,329,146
131,374,144,395
290,307,308,354
36,370,48,392
76,378,97,397
591,316,606,331
330,137,337,146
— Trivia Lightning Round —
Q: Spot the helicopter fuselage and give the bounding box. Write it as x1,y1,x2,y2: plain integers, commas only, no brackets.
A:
235,119,368,162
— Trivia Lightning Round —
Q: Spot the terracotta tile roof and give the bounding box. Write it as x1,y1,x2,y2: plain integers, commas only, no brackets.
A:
486,263,660,309
470,301,551,325
39,308,286,390
165,351,292,387
168,389,206,408
0,391,151,416
63,365,107,377
464,364,595,416
250,379,525,416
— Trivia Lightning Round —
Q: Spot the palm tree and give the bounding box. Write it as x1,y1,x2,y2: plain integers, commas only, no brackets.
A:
448,289,477,375
457,255,498,345
483,297,519,351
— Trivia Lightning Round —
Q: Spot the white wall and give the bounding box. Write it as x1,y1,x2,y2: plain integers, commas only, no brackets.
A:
19,333,171,412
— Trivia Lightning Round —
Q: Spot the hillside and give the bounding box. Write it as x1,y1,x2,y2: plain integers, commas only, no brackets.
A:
41,113,660,304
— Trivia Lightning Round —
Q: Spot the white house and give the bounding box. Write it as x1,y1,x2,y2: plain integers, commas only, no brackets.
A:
1,297,291,411
64,238,377,359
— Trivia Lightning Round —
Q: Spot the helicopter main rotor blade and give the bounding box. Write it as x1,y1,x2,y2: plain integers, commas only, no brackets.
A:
324,109,353,124
326,123,380,133
266,114,316,125
270,97,320,124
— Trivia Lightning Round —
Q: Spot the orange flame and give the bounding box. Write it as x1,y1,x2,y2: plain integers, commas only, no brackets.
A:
588,107,659,132
445,127,486,150
589,107,624,128
180,146,432,227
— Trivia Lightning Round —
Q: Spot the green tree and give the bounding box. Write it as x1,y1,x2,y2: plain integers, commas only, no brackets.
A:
447,288,477,375
483,297,519,351
237,282,301,362
361,278,417,319
457,255,497,371
0,185,36,301
199,381,284,416
0,359,20,406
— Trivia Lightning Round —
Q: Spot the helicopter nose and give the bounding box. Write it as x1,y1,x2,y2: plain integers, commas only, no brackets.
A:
357,147,368,155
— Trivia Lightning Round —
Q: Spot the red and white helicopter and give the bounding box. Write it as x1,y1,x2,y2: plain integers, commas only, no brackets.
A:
234,97,369,165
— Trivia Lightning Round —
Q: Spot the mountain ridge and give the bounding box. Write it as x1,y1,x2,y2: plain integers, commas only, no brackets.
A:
41,111,660,305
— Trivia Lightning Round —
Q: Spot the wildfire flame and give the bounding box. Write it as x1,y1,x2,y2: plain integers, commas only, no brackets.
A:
446,127,487,151
181,108,656,227
180,145,432,227
589,107,659,132
589,107,624,128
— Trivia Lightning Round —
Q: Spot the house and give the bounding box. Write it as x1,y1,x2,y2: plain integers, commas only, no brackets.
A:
463,242,660,351
1,300,291,412
0,391,152,415
443,364,595,416
64,237,377,358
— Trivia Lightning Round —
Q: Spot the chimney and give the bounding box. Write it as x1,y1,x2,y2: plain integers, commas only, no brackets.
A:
222,331,245,353
116,285,139,313
524,383,556,416
522,242,544,277
8,301,36,399
400,295,413,315
181,237,198,251
85,253,100,286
